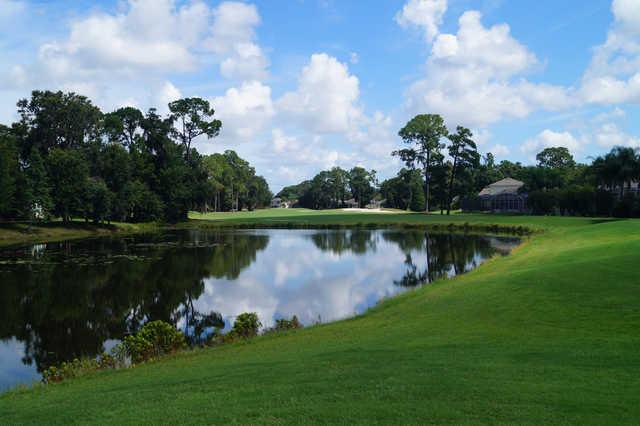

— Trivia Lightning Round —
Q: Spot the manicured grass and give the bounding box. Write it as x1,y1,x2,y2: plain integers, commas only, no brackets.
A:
2,211,639,424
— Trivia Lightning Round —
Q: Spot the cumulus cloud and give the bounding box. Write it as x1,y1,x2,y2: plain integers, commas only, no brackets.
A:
39,0,209,76
155,81,182,114
395,0,448,43
579,0,640,104
402,10,573,127
277,53,363,134
521,129,584,157
593,122,640,148
210,80,275,142
4,0,270,113
208,1,269,80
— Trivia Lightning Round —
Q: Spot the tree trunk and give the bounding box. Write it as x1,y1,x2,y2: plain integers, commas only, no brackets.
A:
424,167,430,213
447,158,457,216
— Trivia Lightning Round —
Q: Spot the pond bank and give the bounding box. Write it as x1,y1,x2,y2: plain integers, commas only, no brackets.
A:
0,221,158,248
2,212,639,424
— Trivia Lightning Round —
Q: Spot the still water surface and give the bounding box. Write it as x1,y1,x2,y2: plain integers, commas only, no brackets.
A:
0,228,519,390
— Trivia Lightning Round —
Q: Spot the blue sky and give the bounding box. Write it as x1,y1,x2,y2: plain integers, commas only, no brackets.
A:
1,0,639,191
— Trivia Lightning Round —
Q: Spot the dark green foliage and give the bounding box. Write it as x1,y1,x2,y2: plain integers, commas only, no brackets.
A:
0,128,19,218
47,148,90,222
348,167,377,208
394,114,448,211
15,90,102,155
409,179,426,212
122,320,187,364
20,148,52,220
277,180,312,202
168,98,222,155
201,150,272,212
0,91,270,223
536,147,576,169
230,312,262,339
83,178,113,223
446,126,480,215
288,166,377,210
122,180,164,222
274,315,302,331
41,321,186,384
103,106,144,147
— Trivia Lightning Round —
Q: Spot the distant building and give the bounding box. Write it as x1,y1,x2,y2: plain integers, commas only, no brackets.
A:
462,178,528,213
271,197,292,208
366,199,386,209
271,197,283,208
602,181,640,198
344,198,360,208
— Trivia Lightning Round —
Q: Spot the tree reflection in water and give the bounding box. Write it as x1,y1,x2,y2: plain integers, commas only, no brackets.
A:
381,231,511,287
0,228,518,389
0,230,268,373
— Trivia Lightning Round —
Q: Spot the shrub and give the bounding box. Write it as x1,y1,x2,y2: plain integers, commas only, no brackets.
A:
42,321,186,384
42,358,101,384
123,320,187,364
230,312,262,339
274,315,302,331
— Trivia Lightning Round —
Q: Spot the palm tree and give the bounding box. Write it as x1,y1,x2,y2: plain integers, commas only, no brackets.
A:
593,147,639,197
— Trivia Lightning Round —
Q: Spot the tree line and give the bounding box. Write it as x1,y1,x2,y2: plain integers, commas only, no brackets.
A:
277,166,377,209
282,113,640,217
0,91,272,223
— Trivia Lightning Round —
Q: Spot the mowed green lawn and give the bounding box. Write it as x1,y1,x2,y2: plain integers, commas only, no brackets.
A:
2,210,639,424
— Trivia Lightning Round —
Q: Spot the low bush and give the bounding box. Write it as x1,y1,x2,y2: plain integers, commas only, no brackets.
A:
42,320,186,384
41,314,304,386
122,320,187,364
230,312,262,339
274,315,302,331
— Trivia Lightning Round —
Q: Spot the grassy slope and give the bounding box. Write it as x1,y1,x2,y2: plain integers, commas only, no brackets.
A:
2,211,639,424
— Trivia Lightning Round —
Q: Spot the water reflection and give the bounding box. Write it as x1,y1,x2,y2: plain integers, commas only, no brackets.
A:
0,229,519,390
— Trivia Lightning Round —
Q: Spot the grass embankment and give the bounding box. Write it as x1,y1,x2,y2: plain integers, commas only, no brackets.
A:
0,221,158,248
2,211,639,424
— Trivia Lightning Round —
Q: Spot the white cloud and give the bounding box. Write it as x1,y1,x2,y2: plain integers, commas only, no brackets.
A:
403,10,572,128
4,0,271,114
267,129,346,169
40,0,209,75
472,128,492,147
208,1,268,80
155,81,182,113
579,0,640,104
612,0,640,32
594,107,626,122
210,80,275,141
593,122,640,148
521,129,583,156
395,0,448,43
488,144,510,158
277,53,363,134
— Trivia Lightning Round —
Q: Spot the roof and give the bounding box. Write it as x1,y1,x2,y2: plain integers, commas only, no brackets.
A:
478,178,524,196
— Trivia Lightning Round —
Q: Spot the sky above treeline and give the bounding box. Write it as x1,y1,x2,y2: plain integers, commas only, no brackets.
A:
1,0,639,191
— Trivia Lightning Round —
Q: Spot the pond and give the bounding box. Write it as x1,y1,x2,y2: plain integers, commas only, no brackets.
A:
0,228,520,391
